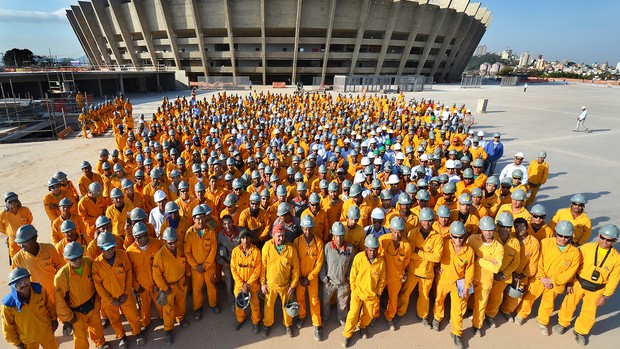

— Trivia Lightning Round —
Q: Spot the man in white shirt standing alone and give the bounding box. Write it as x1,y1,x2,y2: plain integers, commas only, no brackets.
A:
574,106,588,133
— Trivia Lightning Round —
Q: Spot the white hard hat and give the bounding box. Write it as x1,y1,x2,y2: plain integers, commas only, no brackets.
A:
419,154,428,161
373,158,383,165
154,190,167,202
477,131,484,136
361,157,370,166
445,159,456,169
371,207,385,220
395,152,405,160
394,144,401,150
388,174,400,184
514,152,524,158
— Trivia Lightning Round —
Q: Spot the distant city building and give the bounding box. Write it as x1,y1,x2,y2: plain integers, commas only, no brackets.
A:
479,62,490,76
601,61,608,70
500,49,512,60
489,62,504,75
474,45,488,56
616,62,620,71
535,58,545,70
519,51,532,67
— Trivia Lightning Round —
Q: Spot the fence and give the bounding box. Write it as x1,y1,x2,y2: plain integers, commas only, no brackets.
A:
460,75,483,88
191,76,251,90
333,75,433,93
500,76,519,87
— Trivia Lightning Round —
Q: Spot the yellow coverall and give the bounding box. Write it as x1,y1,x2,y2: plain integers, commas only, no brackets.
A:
293,234,325,326
54,257,106,349
152,245,190,331
485,234,521,318
433,239,475,336
342,252,386,339
301,208,330,242
1,283,58,349
78,195,107,239
516,237,581,325
92,249,142,339
184,225,219,311
231,244,262,325
526,160,548,206
500,235,540,314
126,238,164,327
398,227,443,318
378,234,411,321
549,208,592,247
0,206,34,258
467,234,504,329
529,224,554,242
261,239,300,328
343,223,366,254
105,202,134,238
557,242,620,335
11,243,65,307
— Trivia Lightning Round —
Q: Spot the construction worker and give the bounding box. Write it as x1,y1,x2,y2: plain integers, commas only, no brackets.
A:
379,216,411,331
467,216,504,338
526,151,549,206
499,217,541,322
238,192,270,246
160,201,191,249
92,232,145,348
231,229,262,333
1,191,33,259
555,224,620,345
301,193,330,242
2,268,59,349
105,188,134,239
216,215,241,308
51,198,87,245
54,220,91,256
397,207,443,326
78,107,94,138
54,242,108,349
260,223,300,337
43,177,71,222
341,234,386,348
549,194,592,247
78,182,107,239
12,224,65,308
153,227,190,346
126,222,164,330
529,204,554,242
148,190,167,236
343,205,366,253
185,204,220,321
433,221,474,349
78,161,103,197
515,220,581,335
484,212,521,327
320,222,355,326
293,214,325,341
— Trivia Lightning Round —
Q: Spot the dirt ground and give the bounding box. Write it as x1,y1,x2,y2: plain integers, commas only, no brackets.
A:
0,83,618,348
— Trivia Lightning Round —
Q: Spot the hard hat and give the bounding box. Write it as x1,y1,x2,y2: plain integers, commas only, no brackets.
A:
47,177,60,188
514,152,524,159
416,189,430,201
277,202,291,216
150,168,163,179
379,189,393,200
479,216,496,231
178,181,189,191
493,132,501,138
458,193,473,205
223,194,238,207
349,184,362,197
364,234,380,249
449,221,466,237
512,189,527,201
154,190,167,202
165,201,179,214
486,176,500,186
99,149,109,156
512,169,523,179
59,198,73,207
419,207,435,221
296,182,307,191
342,180,352,189
530,204,547,216
170,169,181,178
309,193,321,204
121,179,134,189
162,227,178,241
442,182,456,194
134,169,145,178
249,192,261,203
235,291,251,310
7,268,30,286
88,182,102,196
102,162,112,170
195,181,206,192
284,297,300,317
390,216,405,231
80,160,91,169
132,222,148,236
64,241,84,260
318,165,327,174
251,170,260,179
371,179,382,189
232,179,243,189
405,183,417,195
463,168,474,179
397,192,412,205
371,207,385,220
130,208,147,221
110,188,123,199
436,205,451,218
496,212,514,227
54,171,68,181
319,179,329,189
347,205,361,220
388,175,400,185
97,231,117,251
471,187,483,197
555,220,574,237
276,185,288,197
599,224,620,240
327,182,339,193
95,216,111,228
15,224,37,243
113,163,124,173
60,220,77,233
300,214,315,228
507,283,524,299
538,151,547,158
331,222,346,236
472,159,484,168
570,194,587,205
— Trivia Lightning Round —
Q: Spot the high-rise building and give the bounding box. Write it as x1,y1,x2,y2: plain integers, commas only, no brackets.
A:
500,49,512,59
519,52,532,67
535,58,545,70
475,45,488,56
601,61,608,70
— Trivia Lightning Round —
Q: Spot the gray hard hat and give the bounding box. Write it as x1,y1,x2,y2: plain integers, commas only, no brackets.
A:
442,182,456,194
390,216,405,231
162,227,178,241
300,214,315,228
496,211,514,227
47,177,60,188
419,207,435,221
555,220,575,237
449,221,466,237
458,193,473,205
96,231,117,250
249,192,261,203
436,205,451,218
512,169,523,179
380,189,393,200
530,204,547,216
538,150,547,158
347,205,361,220
8,267,31,285
349,183,362,197
570,194,587,205
165,201,179,214
479,216,496,231
276,185,288,197
132,222,148,236
405,183,417,195
63,241,84,260
88,182,102,196
397,192,412,205
364,234,379,249
277,202,291,216
110,188,123,199
416,189,431,201
130,208,147,221
95,216,111,228
599,224,620,240
15,224,37,243
121,179,134,189
60,220,76,233
59,198,73,207
224,194,238,207
463,168,474,179
512,189,527,201
486,176,500,186
297,182,308,191
331,222,346,236
195,181,206,192
309,193,321,204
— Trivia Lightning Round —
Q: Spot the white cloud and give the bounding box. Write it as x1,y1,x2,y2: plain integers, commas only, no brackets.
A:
0,8,67,24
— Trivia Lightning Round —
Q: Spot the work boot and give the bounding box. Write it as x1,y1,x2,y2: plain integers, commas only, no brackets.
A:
165,331,173,346
369,318,377,327
485,317,496,329
473,327,482,338
314,326,321,341
179,319,189,328
285,326,293,337
393,314,401,324
96,342,109,349
432,319,441,332
262,326,270,337
421,318,431,329
194,308,203,321
539,323,549,336
515,316,525,326
118,336,127,349
296,317,304,329
252,323,260,335
553,324,567,335
101,318,110,329
135,333,146,346
501,311,514,323
211,306,221,314
452,333,463,349
341,337,351,348
387,320,396,331
574,331,587,346
359,328,368,339
233,320,244,331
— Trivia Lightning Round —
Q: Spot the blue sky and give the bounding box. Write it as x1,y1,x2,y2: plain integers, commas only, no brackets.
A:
0,0,618,65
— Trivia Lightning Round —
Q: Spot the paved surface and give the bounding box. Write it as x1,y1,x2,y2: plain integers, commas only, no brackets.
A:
0,82,618,349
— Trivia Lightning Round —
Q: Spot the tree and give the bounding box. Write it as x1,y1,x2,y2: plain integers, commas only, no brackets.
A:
497,66,514,76
2,48,33,68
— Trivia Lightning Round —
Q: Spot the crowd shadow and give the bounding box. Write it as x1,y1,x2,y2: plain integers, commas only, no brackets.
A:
546,171,567,180
537,191,611,217
583,128,612,134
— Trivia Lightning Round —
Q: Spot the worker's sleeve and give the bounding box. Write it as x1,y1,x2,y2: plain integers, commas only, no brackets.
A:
184,232,198,268
576,221,592,247
123,254,134,295
43,287,57,320
603,257,620,298
349,255,359,294
540,166,549,185
92,263,114,303
418,235,443,263
230,250,242,285
307,241,324,281
247,249,262,286
290,247,300,288
478,245,503,274
53,268,74,322
152,255,168,292
464,251,475,290
503,242,521,278
1,305,20,346
206,230,217,264
525,243,540,278
377,260,387,295
319,245,329,282
260,245,268,285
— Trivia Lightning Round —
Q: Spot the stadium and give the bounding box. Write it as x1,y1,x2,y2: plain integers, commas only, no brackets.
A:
66,0,491,85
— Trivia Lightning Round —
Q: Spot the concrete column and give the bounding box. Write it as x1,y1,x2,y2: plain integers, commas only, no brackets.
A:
90,1,124,66
77,2,110,66
222,0,237,78
70,5,103,67
66,10,98,67
397,2,430,76
349,0,371,75
189,0,209,78
415,4,450,76
291,0,303,84
375,0,402,75
128,0,159,68
153,0,182,70
98,79,103,97
260,0,267,84
439,2,478,81
119,75,125,95
321,0,338,85
108,0,140,68
450,7,488,81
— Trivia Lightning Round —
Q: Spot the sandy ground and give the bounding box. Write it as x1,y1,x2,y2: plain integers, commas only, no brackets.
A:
0,82,619,349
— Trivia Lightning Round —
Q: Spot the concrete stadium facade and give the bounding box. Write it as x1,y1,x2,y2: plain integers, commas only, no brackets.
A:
66,0,491,85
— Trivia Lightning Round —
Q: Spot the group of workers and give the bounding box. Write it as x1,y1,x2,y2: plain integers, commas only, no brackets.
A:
1,90,618,349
